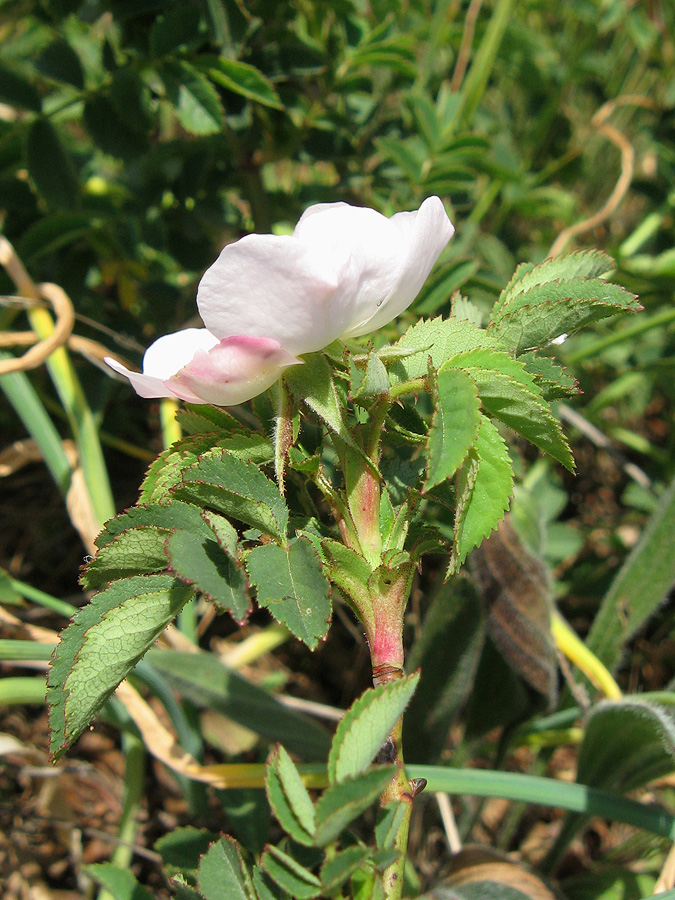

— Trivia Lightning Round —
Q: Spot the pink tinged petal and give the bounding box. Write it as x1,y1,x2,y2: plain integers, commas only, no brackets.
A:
143,328,220,378
167,335,301,406
196,234,352,357
343,196,455,337
104,328,219,401
105,356,183,399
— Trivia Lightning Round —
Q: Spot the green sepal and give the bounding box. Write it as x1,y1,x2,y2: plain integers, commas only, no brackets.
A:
351,352,390,403
284,353,352,443
320,539,373,623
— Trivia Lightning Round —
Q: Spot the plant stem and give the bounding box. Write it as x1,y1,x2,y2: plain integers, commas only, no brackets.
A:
96,732,145,900
373,665,414,900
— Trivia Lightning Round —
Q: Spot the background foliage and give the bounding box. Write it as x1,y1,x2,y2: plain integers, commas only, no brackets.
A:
2,0,675,898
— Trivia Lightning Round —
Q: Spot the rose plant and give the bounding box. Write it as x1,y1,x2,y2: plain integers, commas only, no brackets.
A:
47,199,640,900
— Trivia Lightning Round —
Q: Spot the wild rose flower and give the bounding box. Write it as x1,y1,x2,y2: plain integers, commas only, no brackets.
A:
105,197,454,406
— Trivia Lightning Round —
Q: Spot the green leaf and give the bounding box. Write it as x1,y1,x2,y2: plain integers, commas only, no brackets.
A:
83,863,154,900
140,433,271,505
245,536,331,650
147,649,331,761
488,277,640,354
154,826,217,877
150,5,202,57
198,836,255,900
552,699,675,859
424,367,481,491
16,212,91,261
201,56,283,109
447,416,514,576
442,347,538,392
347,37,417,78
314,767,395,846
140,434,220,504
0,64,41,111
266,744,316,846
26,119,78,209
35,39,85,89
47,575,193,759
375,802,409,851
162,60,225,136
165,521,251,624
468,369,573,470
577,700,675,794
0,570,23,605
390,317,500,383
251,867,280,900
170,875,203,900
320,846,371,894
82,526,170,589
174,448,288,543
405,764,675,841
586,473,675,672
83,94,149,159
110,70,153,134
260,845,321,899
493,249,615,320
519,352,578,400
96,500,209,549
404,579,485,764
328,673,420,783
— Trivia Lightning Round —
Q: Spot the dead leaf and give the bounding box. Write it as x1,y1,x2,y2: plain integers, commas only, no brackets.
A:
470,516,557,704
432,845,562,899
